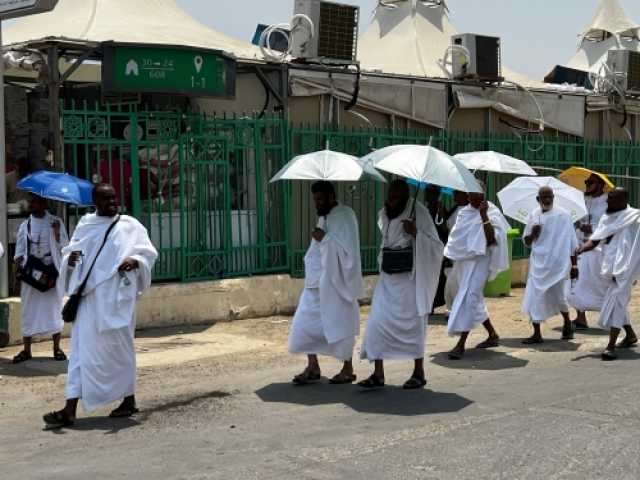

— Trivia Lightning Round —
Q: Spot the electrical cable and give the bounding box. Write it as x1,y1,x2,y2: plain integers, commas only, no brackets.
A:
344,63,361,111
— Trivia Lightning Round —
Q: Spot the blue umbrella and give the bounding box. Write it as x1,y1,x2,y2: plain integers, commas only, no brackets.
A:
406,178,454,197
17,171,94,206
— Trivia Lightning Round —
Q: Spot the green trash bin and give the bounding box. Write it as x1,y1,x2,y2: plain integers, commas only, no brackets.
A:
484,228,520,297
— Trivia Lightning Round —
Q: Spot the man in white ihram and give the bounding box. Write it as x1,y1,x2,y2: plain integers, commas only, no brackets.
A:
568,173,609,329
521,186,578,344
445,185,510,360
576,188,640,360
359,180,443,389
43,183,158,428
289,181,363,385
13,194,69,364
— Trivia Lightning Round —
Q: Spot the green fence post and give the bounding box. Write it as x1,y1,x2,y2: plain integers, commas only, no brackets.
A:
253,119,267,272
130,111,141,218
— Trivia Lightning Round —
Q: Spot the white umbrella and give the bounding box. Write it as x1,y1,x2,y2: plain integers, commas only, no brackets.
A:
454,151,538,176
269,149,386,183
497,176,587,224
361,145,482,193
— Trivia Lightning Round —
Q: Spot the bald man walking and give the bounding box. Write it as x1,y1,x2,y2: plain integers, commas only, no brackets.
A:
522,186,579,344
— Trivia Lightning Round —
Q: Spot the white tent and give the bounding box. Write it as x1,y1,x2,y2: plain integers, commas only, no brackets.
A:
358,0,543,88
2,0,263,61
567,0,640,74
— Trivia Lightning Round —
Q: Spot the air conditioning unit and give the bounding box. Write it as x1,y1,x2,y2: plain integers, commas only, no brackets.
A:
606,50,640,95
291,0,360,63
451,34,502,82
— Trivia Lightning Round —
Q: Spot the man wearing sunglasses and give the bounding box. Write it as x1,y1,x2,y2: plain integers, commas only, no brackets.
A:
568,174,609,329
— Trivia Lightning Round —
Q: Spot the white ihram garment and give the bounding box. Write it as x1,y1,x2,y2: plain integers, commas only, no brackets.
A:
63,214,157,412
14,213,69,337
445,204,510,336
569,195,609,312
289,204,364,361
444,206,464,309
522,208,578,323
591,208,640,330
361,200,443,361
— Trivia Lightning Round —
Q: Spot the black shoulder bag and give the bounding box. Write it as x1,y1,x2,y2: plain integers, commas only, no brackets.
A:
17,219,59,293
62,216,120,323
381,218,414,275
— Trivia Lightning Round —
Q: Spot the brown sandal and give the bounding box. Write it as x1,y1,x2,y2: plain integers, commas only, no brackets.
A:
329,373,356,385
292,369,321,385
12,351,32,364
53,349,67,361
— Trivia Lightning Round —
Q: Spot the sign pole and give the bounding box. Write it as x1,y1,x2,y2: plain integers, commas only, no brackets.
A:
0,22,8,298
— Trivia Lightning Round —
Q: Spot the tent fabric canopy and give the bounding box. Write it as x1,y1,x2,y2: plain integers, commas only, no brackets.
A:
357,0,545,88
2,0,263,61
581,0,639,40
566,0,640,74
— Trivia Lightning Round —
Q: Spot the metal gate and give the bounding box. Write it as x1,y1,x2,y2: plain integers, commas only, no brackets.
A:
179,133,231,281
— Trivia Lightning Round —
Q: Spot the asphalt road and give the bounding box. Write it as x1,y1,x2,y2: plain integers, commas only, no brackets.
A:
1,292,640,479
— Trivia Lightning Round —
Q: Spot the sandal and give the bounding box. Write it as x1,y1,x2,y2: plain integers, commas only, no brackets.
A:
53,349,67,361
357,375,385,389
447,348,464,360
617,337,638,349
12,351,32,364
43,410,74,428
109,405,140,418
329,373,357,385
476,338,499,349
601,349,618,361
403,377,427,390
292,369,321,385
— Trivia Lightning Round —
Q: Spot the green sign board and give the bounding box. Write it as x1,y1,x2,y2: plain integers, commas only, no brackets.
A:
102,43,236,98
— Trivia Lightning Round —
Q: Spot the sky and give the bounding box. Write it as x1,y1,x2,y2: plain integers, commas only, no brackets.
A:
177,0,640,80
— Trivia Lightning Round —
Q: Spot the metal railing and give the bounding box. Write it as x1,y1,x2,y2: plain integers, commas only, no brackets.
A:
61,102,640,281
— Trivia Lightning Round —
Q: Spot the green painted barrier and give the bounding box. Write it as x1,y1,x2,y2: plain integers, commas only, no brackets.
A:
485,228,521,297
0,303,10,348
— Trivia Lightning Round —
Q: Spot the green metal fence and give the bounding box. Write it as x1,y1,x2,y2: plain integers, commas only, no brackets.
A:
61,103,640,282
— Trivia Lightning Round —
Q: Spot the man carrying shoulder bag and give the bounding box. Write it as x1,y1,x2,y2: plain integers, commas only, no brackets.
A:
13,194,69,364
43,183,157,429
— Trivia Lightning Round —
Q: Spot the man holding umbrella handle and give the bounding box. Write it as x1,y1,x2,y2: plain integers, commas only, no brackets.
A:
12,194,69,364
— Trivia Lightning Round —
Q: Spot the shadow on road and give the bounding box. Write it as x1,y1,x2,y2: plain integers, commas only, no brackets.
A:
138,390,232,419
427,314,449,326
552,326,607,337
46,417,141,435
0,357,68,378
499,338,581,353
135,324,214,339
430,349,529,371
43,390,232,434
572,349,640,362
255,382,473,416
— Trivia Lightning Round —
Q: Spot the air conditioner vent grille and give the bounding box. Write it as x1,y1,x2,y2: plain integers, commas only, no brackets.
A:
317,2,359,61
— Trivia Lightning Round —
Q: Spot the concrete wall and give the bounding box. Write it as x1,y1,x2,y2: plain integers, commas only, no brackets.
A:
1,275,378,346
2,260,531,347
